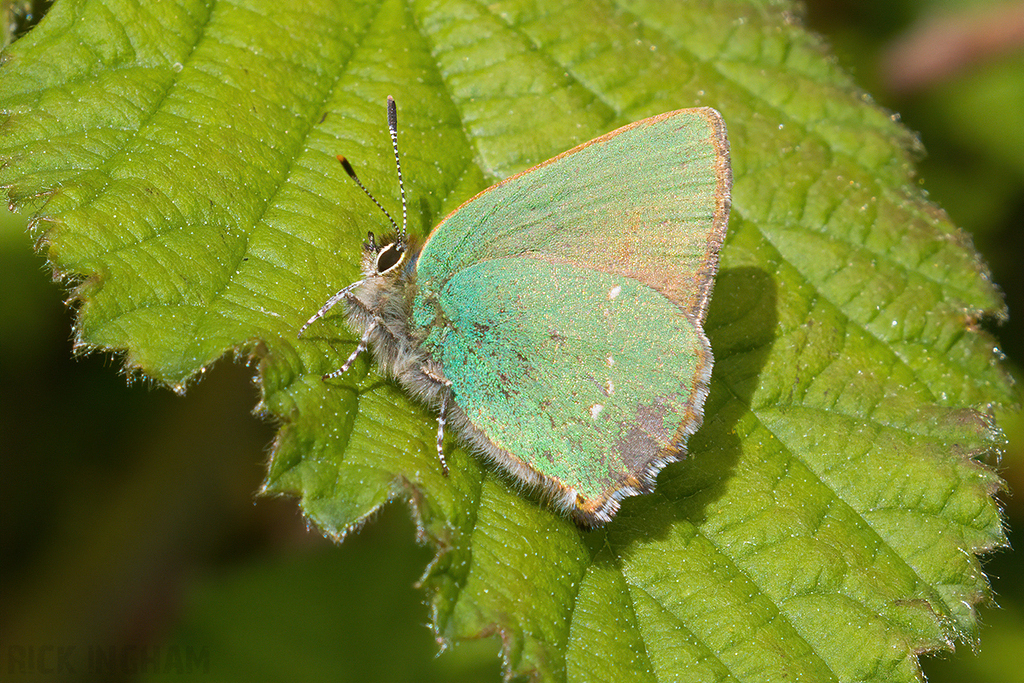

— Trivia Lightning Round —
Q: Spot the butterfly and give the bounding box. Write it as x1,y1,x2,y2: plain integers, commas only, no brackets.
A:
300,97,731,527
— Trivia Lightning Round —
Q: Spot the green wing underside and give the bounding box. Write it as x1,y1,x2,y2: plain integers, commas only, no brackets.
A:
417,258,708,502
415,108,728,323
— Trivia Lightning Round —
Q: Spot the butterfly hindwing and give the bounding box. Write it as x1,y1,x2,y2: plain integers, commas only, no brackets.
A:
415,257,710,512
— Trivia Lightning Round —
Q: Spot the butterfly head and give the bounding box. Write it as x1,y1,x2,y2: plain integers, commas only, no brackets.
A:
361,229,409,279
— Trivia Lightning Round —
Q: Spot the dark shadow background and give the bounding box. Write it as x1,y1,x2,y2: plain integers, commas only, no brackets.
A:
1,1,1021,681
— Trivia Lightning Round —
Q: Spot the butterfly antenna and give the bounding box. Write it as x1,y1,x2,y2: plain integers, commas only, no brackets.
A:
336,156,400,235
386,95,408,246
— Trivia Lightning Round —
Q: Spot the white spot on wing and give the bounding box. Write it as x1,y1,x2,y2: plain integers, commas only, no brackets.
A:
590,404,604,419
605,379,614,395
608,285,622,300
606,356,615,367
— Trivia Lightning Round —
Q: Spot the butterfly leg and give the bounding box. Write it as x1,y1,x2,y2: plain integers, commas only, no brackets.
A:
435,390,450,476
419,363,453,476
322,321,376,380
297,279,364,338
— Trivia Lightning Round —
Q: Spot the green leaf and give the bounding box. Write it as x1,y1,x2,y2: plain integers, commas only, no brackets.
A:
0,0,1012,681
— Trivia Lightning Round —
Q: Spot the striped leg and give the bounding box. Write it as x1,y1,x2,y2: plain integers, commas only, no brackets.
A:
323,322,376,380
436,390,450,476
297,279,363,338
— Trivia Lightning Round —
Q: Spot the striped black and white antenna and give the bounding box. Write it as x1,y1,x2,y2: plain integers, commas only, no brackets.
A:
334,95,407,249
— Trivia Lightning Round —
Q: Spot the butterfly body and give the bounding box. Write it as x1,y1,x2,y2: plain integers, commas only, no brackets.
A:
303,99,731,527
344,237,441,400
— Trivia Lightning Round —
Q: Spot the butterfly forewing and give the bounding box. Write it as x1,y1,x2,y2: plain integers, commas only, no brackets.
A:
416,108,730,325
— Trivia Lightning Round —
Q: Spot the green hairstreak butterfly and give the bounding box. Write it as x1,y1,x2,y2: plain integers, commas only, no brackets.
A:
300,97,731,526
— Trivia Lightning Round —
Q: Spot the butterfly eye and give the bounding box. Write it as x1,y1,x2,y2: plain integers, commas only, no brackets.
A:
376,241,404,273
